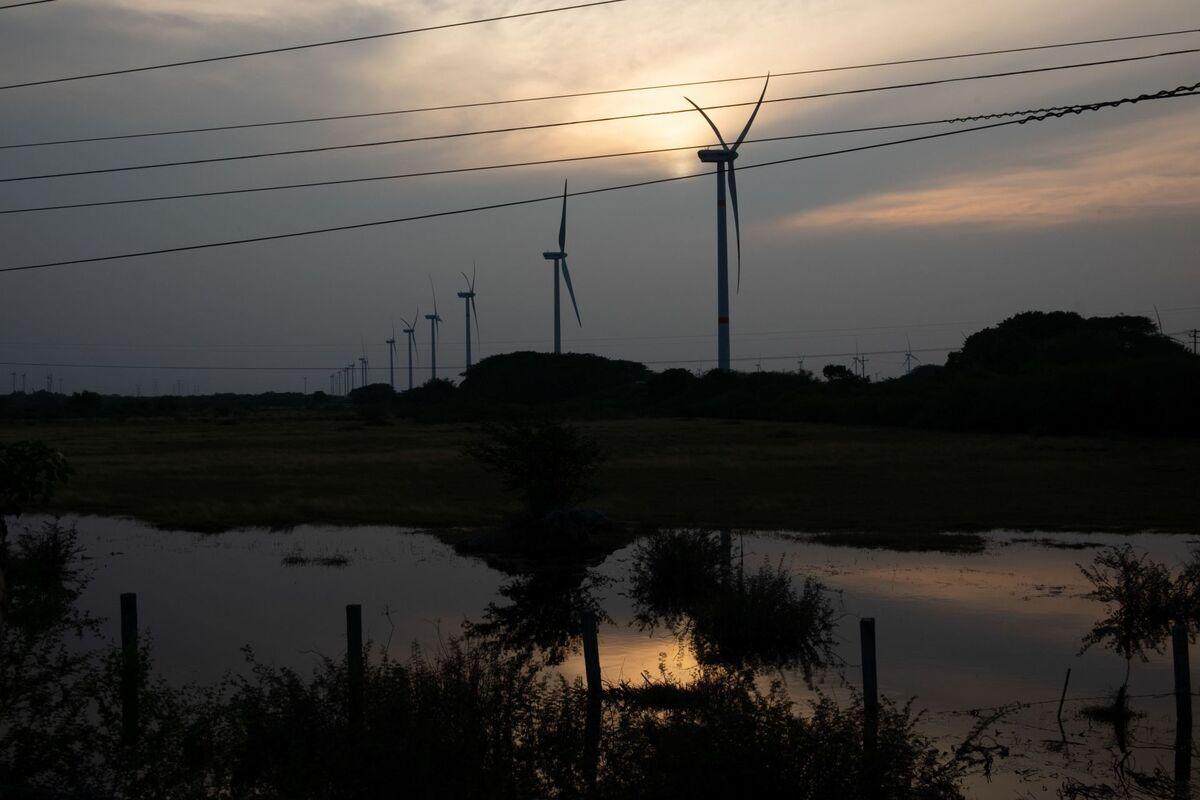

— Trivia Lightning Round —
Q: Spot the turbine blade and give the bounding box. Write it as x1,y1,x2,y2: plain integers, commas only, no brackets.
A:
558,180,568,252
461,270,470,289
429,276,438,315
732,74,771,151
471,295,481,345
472,259,477,292
560,258,582,326
726,162,743,292
684,97,729,150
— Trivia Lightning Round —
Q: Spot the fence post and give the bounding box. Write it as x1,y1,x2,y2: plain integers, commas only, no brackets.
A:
861,617,878,749
1173,622,1192,799
346,604,363,736
581,609,602,792
120,593,139,746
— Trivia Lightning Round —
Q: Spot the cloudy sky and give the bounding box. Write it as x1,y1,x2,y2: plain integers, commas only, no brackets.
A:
1,0,1197,393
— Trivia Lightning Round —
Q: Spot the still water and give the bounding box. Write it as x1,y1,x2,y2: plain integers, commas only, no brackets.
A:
57,516,1199,799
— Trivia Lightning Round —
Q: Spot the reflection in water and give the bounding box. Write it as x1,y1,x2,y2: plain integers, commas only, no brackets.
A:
629,530,836,682
20,517,1200,798
466,568,609,666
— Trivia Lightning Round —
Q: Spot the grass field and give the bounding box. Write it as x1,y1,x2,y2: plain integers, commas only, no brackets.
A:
1,414,1195,534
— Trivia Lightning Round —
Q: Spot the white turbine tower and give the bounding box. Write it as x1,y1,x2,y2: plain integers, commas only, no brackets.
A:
398,308,419,391
425,280,443,382
457,264,480,372
685,76,770,372
542,181,581,354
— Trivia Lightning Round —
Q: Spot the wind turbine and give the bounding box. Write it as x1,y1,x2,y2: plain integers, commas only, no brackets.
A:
386,327,398,390
399,308,419,391
542,180,581,354
852,342,869,379
457,264,480,372
685,76,770,372
903,336,920,375
425,280,443,382
359,341,369,387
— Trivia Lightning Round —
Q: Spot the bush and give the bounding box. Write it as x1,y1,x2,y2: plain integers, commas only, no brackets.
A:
464,419,604,518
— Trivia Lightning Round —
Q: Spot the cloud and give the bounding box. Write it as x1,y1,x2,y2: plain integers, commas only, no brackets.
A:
777,107,1200,231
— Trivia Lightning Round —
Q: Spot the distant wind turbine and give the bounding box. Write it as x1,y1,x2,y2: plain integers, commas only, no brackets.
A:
457,264,480,372
542,180,581,354
398,308,419,391
685,75,770,372
386,326,397,390
852,342,869,379
359,341,369,387
425,279,443,381
903,336,920,374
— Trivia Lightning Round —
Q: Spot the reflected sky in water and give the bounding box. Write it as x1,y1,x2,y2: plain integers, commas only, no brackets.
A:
56,516,1199,798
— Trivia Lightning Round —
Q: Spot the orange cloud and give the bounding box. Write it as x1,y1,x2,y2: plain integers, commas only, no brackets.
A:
779,108,1200,231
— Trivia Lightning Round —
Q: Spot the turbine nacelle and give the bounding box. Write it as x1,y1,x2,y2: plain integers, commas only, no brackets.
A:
542,251,567,260
698,149,737,163
424,314,442,322
457,291,475,299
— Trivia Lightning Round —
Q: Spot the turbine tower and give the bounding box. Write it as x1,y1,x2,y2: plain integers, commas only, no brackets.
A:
457,264,480,372
399,308,419,391
542,181,581,354
425,280,443,381
685,76,770,372
386,327,397,390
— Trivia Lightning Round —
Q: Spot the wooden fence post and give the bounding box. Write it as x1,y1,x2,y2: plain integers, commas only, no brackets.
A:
120,592,139,746
581,609,602,792
1173,622,1191,799
860,617,878,751
346,604,363,736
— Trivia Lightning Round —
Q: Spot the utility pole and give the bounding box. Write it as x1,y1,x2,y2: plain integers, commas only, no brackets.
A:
21,373,26,393
9,372,14,394
303,376,307,395
1190,328,1199,355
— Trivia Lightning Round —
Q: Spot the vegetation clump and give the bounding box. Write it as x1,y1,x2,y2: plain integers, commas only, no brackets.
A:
464,419,604,522
630,531,837,679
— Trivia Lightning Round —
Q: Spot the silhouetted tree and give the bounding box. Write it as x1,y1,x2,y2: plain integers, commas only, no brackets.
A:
464,419,603,519
0,441,71,625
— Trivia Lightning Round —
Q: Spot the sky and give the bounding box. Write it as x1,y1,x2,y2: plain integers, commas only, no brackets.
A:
0,0,1197,394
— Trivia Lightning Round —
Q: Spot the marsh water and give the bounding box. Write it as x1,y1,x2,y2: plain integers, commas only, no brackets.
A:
54,516,1199,799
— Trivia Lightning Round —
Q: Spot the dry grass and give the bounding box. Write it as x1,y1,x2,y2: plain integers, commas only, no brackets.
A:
1,413,1195,534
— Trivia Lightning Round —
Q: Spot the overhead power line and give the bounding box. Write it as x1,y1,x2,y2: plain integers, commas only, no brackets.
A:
5,25,1198,150
0,348,955,372
5,48,1197,184
0,0,56,9
0,0,630,92
2,83,1197,276
4,305,1197,350
0,104,1098,215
